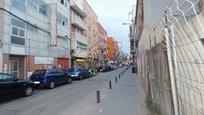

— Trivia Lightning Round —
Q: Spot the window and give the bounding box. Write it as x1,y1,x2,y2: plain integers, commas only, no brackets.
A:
0,74,14,81
12,18,25,29
27,0,38,11
78,69,82,71
12,27,18,35
12,0,26,12
11,18,26,45
57,13,68,26
57,69,65,74
48,69,57,74
11,36,25,45
39,0,49,16
32,70,46,77
27,0,49,16
19,29,25,37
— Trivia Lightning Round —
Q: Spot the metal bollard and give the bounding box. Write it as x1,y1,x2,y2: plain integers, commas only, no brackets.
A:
109,81,112,89
97,90,100,103
115,76,118,83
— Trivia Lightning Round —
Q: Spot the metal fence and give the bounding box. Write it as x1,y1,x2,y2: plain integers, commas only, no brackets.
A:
137,0,204,114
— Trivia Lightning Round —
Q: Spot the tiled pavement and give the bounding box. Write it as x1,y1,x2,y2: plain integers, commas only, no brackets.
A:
92,68,150,115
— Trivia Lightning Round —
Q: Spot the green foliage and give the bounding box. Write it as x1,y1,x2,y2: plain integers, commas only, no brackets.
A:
145,98,159,115
145,99,154,111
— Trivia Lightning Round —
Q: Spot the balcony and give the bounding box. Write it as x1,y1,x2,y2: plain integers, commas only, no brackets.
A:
71,14,86,30
70,0,86,17
71,32,87,58
71,32,87,45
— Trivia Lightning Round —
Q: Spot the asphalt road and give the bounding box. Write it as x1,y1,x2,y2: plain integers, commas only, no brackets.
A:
0,68,125,115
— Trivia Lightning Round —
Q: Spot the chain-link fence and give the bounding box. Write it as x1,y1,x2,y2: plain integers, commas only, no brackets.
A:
137,0,204,114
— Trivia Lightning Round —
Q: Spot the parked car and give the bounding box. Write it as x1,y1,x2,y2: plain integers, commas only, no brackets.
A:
67,68,91,80
100,66,111,72
0,73,34,99
30,68,72,89
110,64,117,70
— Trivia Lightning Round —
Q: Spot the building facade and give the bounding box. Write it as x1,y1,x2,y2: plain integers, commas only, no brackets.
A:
113,41,120,62
106,37,115,61
97,23,107,66
83,0,99,69
0,0,71,79
70,0,87,67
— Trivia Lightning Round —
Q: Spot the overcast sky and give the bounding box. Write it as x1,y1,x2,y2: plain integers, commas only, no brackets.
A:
87,0,136,54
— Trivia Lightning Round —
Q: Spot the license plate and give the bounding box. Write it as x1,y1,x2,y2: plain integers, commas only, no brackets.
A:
34,81,40,84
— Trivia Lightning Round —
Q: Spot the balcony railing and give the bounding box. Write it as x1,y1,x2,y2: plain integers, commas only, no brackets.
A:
71,14,86,30
71,32,87,58
71,32,87,45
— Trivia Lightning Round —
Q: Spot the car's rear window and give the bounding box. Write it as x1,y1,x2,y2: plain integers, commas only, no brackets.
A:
32,70,46,76
68,68,78,72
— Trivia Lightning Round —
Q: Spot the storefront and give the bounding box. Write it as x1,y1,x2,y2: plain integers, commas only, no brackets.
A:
2,55,26,79
57,58,70,69
71,57,86,67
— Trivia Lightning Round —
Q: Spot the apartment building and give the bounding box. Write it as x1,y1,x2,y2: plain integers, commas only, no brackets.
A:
113,41,120,60
106,37,115,61
0,0,71,79
83,0,99,68
70,0,87,67
97,23,107,66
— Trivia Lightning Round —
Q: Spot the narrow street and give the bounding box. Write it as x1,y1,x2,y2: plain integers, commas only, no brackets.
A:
0,67,148,115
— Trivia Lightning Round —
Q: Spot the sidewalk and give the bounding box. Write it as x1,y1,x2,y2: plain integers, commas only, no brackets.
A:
92,68,150,115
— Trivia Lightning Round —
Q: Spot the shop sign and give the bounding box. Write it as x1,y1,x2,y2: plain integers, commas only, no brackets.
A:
35,57,54,64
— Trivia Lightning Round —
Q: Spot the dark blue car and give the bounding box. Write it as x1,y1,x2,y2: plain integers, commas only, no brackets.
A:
0,73,34,99
67,68,91,80
30,68,72,89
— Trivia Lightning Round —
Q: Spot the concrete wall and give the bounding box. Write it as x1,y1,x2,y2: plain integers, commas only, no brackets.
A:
135,0,204,114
